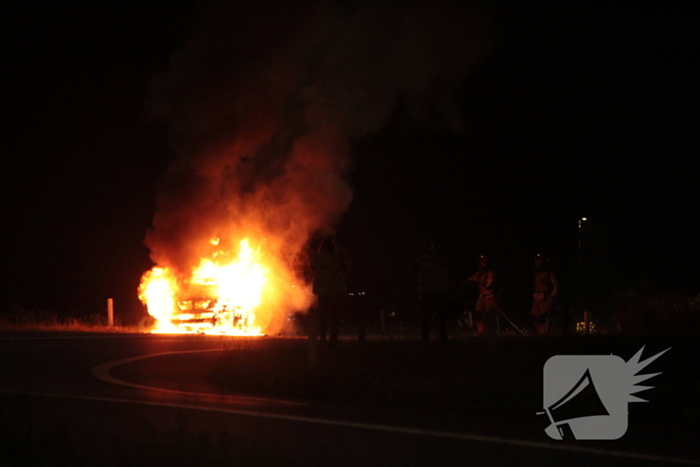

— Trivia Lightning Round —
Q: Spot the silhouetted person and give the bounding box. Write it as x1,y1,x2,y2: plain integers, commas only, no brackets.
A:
311,236,346,349
467,255,500,337
530,253,559,336
416,242,451,343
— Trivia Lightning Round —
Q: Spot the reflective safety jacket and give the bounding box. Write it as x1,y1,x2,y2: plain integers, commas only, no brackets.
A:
533,267,559,298
469,267,498,298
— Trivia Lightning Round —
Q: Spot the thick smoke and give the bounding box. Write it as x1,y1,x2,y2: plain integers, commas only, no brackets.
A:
145,0,492,278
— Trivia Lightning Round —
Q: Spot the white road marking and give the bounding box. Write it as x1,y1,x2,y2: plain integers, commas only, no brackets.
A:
0,389,697,465
91,349,308,406
4,337,696,464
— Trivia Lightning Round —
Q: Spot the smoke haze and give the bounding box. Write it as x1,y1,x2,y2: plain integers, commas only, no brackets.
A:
144,0,493,278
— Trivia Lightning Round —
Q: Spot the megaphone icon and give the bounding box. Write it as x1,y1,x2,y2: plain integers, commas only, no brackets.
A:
540,348,669,440
538,368,610,440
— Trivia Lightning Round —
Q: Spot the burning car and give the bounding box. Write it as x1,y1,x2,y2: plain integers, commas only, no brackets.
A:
139,238,313,335
171,291,219,334
171,288,254,334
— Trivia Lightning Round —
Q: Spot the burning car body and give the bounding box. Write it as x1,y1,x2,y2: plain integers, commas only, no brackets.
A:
139,238,312,335
171,293,218,333
170,295,257,334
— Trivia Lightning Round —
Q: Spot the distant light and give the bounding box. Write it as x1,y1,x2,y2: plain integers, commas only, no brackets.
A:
581,217,587,221
576,321,597,333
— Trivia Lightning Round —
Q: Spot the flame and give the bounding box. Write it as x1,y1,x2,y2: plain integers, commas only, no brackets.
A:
139,237,310,335
138,267,179,333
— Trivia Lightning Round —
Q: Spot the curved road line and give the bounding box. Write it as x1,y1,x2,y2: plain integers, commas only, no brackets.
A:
1,389,698,465
91,349,309,406
86,350,700,465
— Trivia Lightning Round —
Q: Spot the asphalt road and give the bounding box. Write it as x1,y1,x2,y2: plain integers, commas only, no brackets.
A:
0,332,697,466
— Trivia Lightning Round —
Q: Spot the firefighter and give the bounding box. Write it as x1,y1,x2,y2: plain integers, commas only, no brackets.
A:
416,241,451,343
311,236,347,349
530,253,559,336
466,255,500,337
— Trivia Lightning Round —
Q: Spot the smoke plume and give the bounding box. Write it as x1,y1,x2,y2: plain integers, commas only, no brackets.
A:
144,0,492,280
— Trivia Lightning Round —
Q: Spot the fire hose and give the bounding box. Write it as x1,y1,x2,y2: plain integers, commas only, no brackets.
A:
498,309,529,336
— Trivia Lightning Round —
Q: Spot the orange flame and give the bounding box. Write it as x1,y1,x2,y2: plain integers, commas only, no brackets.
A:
139,237,311,335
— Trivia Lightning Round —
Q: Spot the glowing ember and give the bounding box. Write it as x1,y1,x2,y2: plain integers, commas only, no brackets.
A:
139,238,300,335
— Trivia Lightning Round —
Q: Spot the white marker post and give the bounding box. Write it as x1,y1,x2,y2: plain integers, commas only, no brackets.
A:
107,298,114,327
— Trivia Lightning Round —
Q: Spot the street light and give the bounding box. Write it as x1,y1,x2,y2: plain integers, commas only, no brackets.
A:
578,217,588,333
578,217,587,265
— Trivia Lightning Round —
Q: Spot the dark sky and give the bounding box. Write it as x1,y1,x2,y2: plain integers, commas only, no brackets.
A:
2,1,698,320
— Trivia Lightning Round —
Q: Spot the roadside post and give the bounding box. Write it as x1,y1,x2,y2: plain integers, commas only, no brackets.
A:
107,298,114,327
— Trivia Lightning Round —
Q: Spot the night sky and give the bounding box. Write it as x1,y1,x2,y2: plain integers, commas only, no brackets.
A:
2,1,698,322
